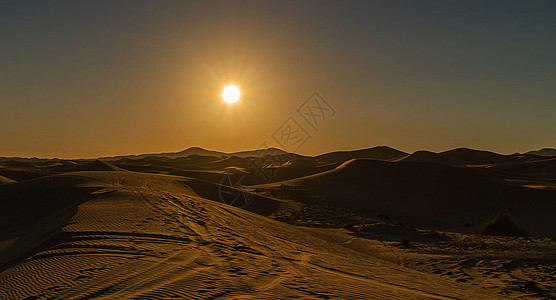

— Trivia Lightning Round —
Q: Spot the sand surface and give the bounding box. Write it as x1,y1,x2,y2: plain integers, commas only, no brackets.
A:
1,148,555,299
1,171,505,299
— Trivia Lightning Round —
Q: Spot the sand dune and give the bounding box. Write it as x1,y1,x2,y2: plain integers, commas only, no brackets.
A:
485,157,556,177
476,157,556,191
1,147,555,298
0,171,502,299
0,161,47,181
400,148,538,166
74,160,124,172
100,147,289,161
205,156,250,168
316,146,409,163
398,150,464,165
526,148,556,157
258,158,556,237
438,148,528,165
0,175,14,184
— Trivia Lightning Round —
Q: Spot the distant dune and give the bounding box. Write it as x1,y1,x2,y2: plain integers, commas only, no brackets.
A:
398,150,463,165
0,161,47,181
205,156,249,168
72,160,124,172
399,148,540,166
526,148,556,157
486,157,556,176
99,146,289,161
439,148,516,164
0,160,36,168
316,146,409,163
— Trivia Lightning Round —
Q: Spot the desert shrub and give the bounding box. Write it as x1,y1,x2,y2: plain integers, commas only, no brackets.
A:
480,213,523,236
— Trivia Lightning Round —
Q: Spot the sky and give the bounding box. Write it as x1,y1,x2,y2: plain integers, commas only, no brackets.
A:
1,0,555,158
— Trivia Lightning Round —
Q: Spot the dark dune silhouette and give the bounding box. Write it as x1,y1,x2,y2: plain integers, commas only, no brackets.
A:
316,146,409,163
526,148,556,157
400,148,539,166
398,150,463,165
100,146,289,161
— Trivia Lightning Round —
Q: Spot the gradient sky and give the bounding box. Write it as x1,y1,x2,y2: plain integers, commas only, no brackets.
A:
1,1,555,158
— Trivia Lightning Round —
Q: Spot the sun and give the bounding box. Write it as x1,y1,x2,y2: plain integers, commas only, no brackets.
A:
222,85,240,103
222,85,240,104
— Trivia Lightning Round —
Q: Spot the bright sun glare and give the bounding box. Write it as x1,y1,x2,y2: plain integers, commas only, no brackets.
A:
222,85,240,104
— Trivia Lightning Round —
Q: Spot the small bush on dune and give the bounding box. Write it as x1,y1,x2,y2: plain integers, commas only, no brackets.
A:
480,213,524,236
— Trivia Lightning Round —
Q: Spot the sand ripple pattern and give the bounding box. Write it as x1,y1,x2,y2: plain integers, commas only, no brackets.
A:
0,172,504,299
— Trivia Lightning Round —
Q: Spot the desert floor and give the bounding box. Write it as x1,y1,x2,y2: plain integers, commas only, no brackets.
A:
1,148,555,299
